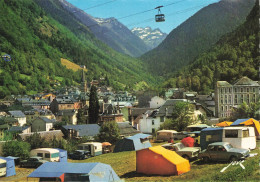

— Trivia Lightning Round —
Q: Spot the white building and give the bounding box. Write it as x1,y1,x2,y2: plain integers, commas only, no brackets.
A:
8,110,26,126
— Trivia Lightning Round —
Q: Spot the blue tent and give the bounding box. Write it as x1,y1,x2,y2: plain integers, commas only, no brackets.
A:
231,118,251,126
55,148,67,162
114,133,152,152
28,162,120,182
0,157,16,177
200,128,224,150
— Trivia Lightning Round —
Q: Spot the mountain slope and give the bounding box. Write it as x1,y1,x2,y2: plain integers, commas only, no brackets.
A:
0,0,157,98
131,27,167,49
163,0,259,94
58,0,149,57
141,0,255,76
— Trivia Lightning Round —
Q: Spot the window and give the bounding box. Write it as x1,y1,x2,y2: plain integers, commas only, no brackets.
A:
229,95,231,104
235,95,238,104
225,130,238,138
152,128,155,134
247,87,249,92
45,153,50,158
241,88,243,92
152,120,155,125
242,130,249,137
225,95,227,104
217,146,226,152
51,153,59,158
253,88,255,92
234,88,237,92
37,153,43,157
160,116,164,122
241,95,244,103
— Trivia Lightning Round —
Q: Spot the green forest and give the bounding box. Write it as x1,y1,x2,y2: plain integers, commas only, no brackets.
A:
0,0,158,98
163,0,259,94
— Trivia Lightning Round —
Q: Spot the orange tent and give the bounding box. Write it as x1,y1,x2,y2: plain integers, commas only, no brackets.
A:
136,146,190,176
216,121,233,127
240,118,260,136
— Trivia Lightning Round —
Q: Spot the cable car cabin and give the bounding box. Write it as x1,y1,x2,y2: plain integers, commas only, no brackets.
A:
155,14,165,22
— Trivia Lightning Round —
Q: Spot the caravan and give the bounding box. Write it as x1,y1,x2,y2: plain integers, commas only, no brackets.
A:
223,127,256,150
77,142,102,157
0,158,6,177
200,126,256,150
30,148,60,162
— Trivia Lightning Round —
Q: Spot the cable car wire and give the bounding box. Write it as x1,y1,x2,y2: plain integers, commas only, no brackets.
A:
73,0,117,13
84,0,186,29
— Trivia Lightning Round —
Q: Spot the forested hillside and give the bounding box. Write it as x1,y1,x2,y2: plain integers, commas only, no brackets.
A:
163,0,259,94
141,0,255,76
0,0,157,98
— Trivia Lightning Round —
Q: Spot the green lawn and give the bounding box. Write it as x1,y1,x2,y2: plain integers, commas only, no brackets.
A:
70,140,260,181
2,141,260,181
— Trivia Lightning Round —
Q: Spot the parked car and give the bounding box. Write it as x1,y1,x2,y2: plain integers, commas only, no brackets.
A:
68,150,90,160
198,142,250,162
162,142,201,160
20,157,48,168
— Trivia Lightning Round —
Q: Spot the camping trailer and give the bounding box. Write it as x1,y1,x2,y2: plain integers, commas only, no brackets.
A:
200,128,224,150
0,158,6,177
223,127,256,150
77,142,102,156
156,130,178,141
30,148,60,162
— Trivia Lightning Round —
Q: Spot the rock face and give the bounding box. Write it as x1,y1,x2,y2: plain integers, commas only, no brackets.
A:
131,27,167,50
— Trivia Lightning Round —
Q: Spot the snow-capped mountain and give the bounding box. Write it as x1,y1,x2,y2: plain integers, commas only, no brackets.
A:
58,0,150,57
131,27,167,49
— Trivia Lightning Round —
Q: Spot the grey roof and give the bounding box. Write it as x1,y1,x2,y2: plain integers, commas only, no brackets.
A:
196,95,213,101
62,124,100,137
8,126,30,132
130,108,151,117
37,117,56,123
157,99,188,117
117,122,140,136
233,76,259,86
217,81,232,87
57,110,77,116
8,110,25,118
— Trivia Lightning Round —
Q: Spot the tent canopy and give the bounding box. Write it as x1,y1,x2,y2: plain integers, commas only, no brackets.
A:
231,118,260,135
28,162,120,181
0,157,16,177
114,134,152,152
216,121,233,127
136,146,190,175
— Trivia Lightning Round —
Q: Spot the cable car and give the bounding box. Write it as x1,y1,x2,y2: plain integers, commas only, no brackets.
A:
155,6,165,22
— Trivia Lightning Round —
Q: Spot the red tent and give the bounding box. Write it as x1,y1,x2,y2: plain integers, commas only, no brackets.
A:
181,137,194,147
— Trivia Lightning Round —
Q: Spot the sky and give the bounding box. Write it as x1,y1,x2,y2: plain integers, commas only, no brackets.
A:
67,0,220,34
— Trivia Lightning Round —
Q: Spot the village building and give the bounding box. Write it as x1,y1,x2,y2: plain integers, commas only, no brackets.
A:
99,103,124,123
61,124,100,139
56,109,78,125
31,117,56,132
50,96,82,114
8,111,26,126
215,76,260,118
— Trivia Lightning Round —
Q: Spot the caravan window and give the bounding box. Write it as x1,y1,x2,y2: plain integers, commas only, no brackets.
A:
0,163,6,168
45,153,50,158
225,130,238,138
51,153,59,158
78,146,83,150
242,130,249,137
206,134,220,142
37,153,43,157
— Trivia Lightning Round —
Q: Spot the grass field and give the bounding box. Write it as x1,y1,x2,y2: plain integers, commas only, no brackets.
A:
2,141,260,181
61,58,87,72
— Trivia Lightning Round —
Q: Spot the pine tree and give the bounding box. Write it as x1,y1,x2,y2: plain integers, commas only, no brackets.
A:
88,85,100,124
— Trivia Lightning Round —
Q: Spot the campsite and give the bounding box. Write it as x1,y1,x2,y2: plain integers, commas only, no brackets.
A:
1,139,259,181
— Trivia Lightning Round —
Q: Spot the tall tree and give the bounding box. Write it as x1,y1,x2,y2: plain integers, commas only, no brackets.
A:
88,85,100,123
98,121,121,144
160,102,194,131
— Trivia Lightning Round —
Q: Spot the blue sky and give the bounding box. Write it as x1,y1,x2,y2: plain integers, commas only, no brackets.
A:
67,0,220,34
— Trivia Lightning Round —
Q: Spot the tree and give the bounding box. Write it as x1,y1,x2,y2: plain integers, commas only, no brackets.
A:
3,141,30,159
98,121,121,144
88,85,100,124
160,102,194,131
25,132,48,149
230,101,260,121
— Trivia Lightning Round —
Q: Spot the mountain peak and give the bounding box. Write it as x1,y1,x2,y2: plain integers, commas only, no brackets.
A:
131,27,167,49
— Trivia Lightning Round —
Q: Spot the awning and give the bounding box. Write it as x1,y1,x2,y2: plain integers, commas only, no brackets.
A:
216,121,233,127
